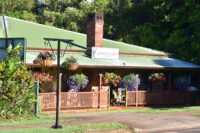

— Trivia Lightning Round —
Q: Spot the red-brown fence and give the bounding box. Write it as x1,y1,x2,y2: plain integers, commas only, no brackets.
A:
39,91,109,111
39,90,196,110
39,93,56,110
127,90,196,106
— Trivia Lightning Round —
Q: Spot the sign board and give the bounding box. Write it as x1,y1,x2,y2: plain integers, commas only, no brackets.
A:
92,47,119,59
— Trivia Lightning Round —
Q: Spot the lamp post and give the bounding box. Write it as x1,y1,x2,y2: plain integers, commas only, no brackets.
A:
43,38,73,129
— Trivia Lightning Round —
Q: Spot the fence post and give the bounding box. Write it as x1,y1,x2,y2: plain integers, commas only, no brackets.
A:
98,74,102,108
59,73,62,111
125,87,127,108
108,87,110,109
136,86,138,107
35,80,39,116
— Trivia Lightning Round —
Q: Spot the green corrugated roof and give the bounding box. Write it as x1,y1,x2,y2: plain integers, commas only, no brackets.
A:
26,51,200,69
2,16,168,54
0,17,5,37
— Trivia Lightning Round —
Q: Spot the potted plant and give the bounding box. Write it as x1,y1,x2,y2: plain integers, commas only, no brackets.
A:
121,73,140,91
173,75,190,90
67,73,89,92
149,73,166,90
33,51,55,67
103,72,121,88
33,72,53,84
62,56,78,71
149,73,166,82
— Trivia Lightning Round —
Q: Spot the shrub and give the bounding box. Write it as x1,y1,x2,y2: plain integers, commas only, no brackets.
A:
0,44,35,120
67,73,88,92
121,73,140,91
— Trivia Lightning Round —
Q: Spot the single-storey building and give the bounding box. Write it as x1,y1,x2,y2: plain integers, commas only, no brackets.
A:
0,14,200,110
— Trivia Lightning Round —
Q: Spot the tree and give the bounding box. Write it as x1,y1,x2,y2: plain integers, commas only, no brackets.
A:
0,0,34,15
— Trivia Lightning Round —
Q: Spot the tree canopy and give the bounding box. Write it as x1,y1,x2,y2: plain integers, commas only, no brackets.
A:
0,0,200,64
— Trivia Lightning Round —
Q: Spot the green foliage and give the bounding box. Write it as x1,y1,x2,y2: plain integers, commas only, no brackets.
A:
130,0,200,63
54,7,85,32
0,0,34,15
0,45,35,120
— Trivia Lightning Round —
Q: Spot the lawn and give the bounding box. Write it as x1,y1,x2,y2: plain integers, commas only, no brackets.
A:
114,106,200,114
0,122,134,133
0,117,77,127
193,113,200,117
1,106,199,133
43,106,200,115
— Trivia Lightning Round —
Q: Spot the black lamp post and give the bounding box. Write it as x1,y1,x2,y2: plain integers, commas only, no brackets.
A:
43,38,73,129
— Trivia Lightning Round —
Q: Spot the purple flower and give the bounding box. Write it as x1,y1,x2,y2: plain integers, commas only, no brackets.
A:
121,73,140,91
67,74,89,92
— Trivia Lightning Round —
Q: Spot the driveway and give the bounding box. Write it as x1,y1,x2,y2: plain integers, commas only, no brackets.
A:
67,111,200,133
151,127,200,133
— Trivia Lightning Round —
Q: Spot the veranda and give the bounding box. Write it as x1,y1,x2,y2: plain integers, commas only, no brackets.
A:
37,68,199,111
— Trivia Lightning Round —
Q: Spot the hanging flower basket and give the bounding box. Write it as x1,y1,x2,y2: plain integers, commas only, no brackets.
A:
33,51,55,67
40,60,53,67
67,64,78,71
32,72,53,84
149,73,166,82
62,56,78,71
103,72,121,87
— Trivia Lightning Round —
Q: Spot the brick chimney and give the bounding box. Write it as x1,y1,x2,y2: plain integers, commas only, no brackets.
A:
87,13,104,49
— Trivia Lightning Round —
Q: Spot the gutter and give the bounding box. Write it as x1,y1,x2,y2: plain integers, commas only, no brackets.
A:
26,47,172,57
26,63,200,70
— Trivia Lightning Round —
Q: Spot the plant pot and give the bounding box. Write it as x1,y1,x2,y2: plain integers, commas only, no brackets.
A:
40,60,53,67
67,64,78,71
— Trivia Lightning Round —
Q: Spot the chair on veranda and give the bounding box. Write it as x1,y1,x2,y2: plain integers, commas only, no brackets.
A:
112,89,121,105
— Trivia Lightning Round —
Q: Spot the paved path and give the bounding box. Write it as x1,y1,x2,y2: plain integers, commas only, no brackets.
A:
150,127,200,133
67,111,200,133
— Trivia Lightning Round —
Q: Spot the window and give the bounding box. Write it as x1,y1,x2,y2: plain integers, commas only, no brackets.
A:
0,39,6,48
0,38,25,59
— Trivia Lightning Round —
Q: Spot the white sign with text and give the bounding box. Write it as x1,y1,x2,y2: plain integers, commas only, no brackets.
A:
92,47,119,59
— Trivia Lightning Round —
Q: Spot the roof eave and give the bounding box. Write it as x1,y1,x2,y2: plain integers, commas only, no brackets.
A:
27,63,200,70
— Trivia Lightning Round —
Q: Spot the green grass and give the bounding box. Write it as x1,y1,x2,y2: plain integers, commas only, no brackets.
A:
42,106,200,115
0,122,134,133
0,117,77,127
98,106,200,114
193,113,200,117
110,106,200,114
